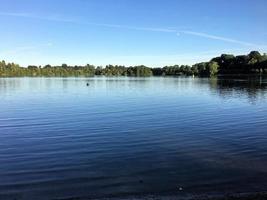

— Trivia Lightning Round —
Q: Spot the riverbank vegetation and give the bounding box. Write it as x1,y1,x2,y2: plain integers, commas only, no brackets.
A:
0,51,266,77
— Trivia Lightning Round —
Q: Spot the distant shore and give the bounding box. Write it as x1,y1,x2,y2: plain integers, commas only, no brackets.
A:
93,192,267,200
1,51,267,77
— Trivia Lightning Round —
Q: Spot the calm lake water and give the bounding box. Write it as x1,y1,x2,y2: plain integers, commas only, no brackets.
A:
0,77,267,200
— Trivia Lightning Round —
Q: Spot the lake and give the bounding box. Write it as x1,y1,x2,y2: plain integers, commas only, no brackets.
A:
0,77,267,200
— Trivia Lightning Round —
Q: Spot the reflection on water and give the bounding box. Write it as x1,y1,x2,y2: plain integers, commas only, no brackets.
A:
1,77,267,103
0,77,267,200
208,77,267,104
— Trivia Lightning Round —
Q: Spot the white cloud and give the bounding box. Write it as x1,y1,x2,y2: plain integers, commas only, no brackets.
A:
0,12,176,33
1,11,266,48
79,49,249,67
0,12,31,17
1,11,267,66
180,31,266,48
0,43,53,56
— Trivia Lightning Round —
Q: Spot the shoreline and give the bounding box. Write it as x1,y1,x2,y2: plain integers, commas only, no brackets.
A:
93,192,267,200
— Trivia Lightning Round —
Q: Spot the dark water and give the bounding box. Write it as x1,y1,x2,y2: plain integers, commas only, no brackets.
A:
0,77,267,200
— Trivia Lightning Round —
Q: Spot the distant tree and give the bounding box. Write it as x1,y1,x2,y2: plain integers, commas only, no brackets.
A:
134,65,152,77
191,65,199,75
208,61,219,76
248,51,261,61
193,62,209,77
28,65,38,70
1,51,267,77
152,68,163,76
44,64,52,68
62,64,68,68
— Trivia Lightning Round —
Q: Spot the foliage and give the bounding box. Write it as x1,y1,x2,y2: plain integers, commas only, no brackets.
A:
0,51,267,77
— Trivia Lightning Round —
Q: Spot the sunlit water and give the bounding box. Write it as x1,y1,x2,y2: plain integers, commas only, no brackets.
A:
0,77,267,200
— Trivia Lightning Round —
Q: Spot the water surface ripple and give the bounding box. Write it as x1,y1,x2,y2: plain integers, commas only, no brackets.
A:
0,77,267,200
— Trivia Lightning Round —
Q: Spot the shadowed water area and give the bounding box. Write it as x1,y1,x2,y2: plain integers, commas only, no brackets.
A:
0,77,267,200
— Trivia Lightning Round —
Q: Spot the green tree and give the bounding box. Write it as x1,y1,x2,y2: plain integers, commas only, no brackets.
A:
208,61,219,76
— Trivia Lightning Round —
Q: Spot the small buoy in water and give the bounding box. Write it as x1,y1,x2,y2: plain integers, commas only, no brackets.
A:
178,187,183,191
86,83,89,86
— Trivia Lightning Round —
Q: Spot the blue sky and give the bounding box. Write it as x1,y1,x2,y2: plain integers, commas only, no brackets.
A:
0,0,267,67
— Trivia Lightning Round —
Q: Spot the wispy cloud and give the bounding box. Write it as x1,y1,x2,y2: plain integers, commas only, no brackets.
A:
1,11,266,49
0,12,176,33
179,31,260,47
0,12,32,17
0,43,53,56
78,22,177,33
84,48,248,67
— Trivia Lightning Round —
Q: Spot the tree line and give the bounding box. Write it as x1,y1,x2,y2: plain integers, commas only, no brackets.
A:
0,51,267,77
